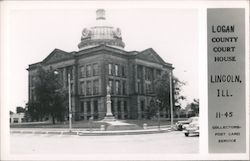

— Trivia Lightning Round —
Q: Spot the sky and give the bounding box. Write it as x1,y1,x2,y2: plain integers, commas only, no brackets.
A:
4,6,198,112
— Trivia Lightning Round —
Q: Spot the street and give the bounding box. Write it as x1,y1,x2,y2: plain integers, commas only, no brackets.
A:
10,131,198,154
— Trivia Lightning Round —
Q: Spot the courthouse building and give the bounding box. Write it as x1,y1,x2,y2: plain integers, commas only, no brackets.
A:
27,9,174,120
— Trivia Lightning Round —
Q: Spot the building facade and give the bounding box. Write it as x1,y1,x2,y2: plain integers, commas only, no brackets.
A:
10,113,25,124
27,9,174,120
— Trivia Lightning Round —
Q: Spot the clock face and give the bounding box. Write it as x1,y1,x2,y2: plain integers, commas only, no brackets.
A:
115,28,122,38
82,28,90,38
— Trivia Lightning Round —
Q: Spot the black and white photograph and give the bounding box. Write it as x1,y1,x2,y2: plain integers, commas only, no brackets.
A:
0,1,249,161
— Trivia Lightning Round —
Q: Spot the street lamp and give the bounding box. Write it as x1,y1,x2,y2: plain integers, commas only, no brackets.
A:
54,70,72,132
169,71,174,129
156,99,161,130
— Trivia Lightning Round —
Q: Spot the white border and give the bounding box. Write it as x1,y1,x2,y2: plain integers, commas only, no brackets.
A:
0,1,249,160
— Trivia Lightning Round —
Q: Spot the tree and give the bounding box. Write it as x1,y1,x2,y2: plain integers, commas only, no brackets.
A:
154,72,170,112
27,67,67,124
154,72,186,118
146,100,158,119
26,101,42,121
190,99,199,116
10,111,14,115
16,106,25,113
173,76,186,114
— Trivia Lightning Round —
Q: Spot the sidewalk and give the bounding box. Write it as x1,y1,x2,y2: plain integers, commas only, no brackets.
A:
10,126,173,136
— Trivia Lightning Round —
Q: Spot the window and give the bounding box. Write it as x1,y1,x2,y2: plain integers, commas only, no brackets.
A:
117,101,121,112
108,64,112,75
80,82,84,95
156,69,161,76
124,101,128,119
111,99,114,113
87,101,91,113
93,63,99,76
109,79,113,94
13,118,18,123
94,101,98,112
117,100,121,119
141,100,145,118
70,83,73,93
115,64,119,76
115,80,120,94
86,81,91,95
146,83,153,93
67,67,73,80
80,66,85,78
137,65,143,79
93,79,99,95
122,81,126,95
94,100,98,119
58,69,64,83
148,83,152,92
86,65,91,77
145,68,148,80
121,66,125,77
80,101,84,112
137,82,142,94
149,68,153,80
124,101,128,112
145,68,153,80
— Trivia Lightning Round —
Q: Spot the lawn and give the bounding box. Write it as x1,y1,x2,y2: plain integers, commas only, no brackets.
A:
123,119,177,127
10,120,109,129
10,118,185,129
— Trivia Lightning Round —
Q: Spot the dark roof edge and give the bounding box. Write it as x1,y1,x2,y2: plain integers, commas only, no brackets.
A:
75,44,130,55
27,62,42,71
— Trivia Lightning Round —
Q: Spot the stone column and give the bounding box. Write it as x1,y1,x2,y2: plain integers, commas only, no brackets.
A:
121,99,124,119
153,68,156,91
127,99,131,119
72,65,76,120
72,65,76,94
142,66,146,94
97,98,102,119
164,108,167,118
84,101,87,120
114,98,118,118
137,98,141,119
90,99,94,118
91,80,93,95
144,98,148,118
63,68,67,88
134,65,138,93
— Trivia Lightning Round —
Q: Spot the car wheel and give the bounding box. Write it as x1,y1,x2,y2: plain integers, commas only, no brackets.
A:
184,133,189,137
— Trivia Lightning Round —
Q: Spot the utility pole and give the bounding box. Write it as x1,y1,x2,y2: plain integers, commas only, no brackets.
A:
169,71,174,129
68,73,72,132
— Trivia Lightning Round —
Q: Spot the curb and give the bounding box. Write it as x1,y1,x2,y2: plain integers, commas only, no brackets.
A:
78,129,172,136
10,128,173,136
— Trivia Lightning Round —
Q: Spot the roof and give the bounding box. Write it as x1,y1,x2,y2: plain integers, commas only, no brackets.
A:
136,48,168,65
28,45,173,70
42,48,74,65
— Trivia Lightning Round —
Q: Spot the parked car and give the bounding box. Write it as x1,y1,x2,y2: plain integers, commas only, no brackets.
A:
175,116,198,131
183,117,199,137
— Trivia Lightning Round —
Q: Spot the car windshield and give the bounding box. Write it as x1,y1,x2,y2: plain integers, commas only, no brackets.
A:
193,117,199,122
188,117,199,122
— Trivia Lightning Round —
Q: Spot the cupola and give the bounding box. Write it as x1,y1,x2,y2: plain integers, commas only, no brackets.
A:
78,9,125,50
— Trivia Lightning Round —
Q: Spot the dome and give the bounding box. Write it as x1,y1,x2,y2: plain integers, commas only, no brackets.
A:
78,9,125,50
